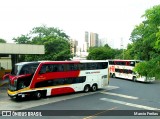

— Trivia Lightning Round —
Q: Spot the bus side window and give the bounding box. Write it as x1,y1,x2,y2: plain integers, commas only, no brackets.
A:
39,65,46,74
115,69,120,72
128,70,132,74
130,61,135,66
66,78,73,84
97,63,102,69
58,65,64,71
122,62,125,65
86,63,91,70
79,76,86,83
20,65,30,75
126,61,130,66
79,63,85,70
101,62,108,69
46,65,52,73
69,64,74,71
39,64,52,74
52,65,58,72
74,64,79,70
92,63,97,70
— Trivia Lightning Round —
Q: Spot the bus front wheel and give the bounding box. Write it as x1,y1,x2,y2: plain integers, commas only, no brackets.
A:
34,91,42,99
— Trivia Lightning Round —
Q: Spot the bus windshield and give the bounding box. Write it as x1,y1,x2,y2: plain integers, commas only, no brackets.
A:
11,63,39,76
11,65,23,76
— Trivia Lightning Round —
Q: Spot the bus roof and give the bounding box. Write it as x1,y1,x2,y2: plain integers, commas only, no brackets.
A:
15,60,108,65
15,62,39,65
39,60,108,63
108,59,141,62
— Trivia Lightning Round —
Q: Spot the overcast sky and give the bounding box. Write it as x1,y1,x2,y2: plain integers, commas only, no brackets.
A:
0,0,159,48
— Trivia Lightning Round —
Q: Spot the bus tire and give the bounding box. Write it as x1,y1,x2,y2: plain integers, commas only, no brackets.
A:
84,85,90,93
112,73,116,78
110,73,112,78
92,84,97,92
34,91,42,99
132,76,136,82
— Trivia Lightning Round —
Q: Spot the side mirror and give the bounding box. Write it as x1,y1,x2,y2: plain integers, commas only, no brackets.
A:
3,74,9,80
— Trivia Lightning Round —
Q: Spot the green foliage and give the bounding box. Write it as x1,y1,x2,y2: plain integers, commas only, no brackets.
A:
129,5,160,61
155,27,160,51
87,44,118,60
134,57,160,79
13,25,72,61
13,35,31,44
0,38,6,43
130,5,160,79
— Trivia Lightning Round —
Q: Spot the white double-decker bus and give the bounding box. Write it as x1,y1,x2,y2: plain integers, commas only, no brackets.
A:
109,60,155,82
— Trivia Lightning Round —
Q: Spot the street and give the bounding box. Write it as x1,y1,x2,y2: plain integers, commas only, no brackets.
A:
0,78,160,119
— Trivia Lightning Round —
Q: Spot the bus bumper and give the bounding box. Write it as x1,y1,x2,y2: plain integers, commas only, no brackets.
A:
137,76,155,82
145,77,155,82
7,90,27,99
7,90,18,99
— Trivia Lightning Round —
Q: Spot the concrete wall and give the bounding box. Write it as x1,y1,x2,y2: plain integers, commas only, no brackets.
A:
0,43,44,54
0,57,12,70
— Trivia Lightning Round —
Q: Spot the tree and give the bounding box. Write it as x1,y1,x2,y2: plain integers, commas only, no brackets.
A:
87,44,115,60
155,27,160,51
0,38,6,43
130,5,160,80
13,25,72,61
30,25,69,44
12,35,31,44
133,57,160,79
130,5,160,60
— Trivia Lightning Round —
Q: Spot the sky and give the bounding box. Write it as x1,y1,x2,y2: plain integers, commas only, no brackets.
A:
0,0,159,49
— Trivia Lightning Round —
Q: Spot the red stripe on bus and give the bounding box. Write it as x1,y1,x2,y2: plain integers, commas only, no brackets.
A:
51,87,75,95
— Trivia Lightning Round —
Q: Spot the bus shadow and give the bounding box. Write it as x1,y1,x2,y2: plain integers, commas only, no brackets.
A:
9,90,100,102
112,77,155,84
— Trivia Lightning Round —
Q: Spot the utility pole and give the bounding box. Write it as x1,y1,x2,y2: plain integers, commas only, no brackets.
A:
121,38,124,59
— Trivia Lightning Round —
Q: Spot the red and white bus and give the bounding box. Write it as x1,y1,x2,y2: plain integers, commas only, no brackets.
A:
3,60,109,100
109,60,155,82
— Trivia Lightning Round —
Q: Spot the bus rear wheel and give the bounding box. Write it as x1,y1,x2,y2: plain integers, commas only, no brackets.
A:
84,85,90,93
112,73,115,78
132,76,137,82
92,84,97,92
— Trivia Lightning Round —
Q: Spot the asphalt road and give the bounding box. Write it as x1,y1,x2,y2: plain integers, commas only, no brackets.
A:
0,78,160,119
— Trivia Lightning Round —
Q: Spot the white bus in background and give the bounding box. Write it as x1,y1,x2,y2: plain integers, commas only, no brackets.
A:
109,60,155,82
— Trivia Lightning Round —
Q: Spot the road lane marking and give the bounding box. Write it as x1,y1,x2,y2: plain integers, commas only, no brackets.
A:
100,98,160,110
83,107,117,119
100,92,139,99
106,86,119,91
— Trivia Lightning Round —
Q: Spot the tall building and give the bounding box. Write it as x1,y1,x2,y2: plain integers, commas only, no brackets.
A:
82,42,88,52
90,32,99,47
85,31,89,43
70,39,78,56
85,31,89,50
